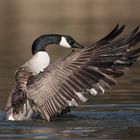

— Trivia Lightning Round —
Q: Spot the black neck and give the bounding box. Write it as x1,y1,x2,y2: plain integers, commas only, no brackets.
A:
32,34,62,54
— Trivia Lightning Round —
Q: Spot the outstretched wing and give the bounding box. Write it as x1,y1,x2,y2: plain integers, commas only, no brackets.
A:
27,25,140,121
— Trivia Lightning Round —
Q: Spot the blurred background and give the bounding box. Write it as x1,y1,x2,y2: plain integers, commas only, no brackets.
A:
0,0,140,110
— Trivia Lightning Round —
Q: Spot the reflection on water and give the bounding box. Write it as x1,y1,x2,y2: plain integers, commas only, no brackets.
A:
0,104,140,139
0,0,140,140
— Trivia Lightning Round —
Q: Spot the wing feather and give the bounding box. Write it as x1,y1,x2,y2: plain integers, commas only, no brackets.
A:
26,25,140,121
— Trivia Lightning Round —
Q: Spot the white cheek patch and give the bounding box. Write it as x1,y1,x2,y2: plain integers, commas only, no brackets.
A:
59,37,71,48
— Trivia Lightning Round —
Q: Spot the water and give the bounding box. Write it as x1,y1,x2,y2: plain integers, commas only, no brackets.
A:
0,0,140,139
0,104,140,139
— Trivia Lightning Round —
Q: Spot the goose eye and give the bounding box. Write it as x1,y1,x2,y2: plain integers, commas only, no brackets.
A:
70,40,75,45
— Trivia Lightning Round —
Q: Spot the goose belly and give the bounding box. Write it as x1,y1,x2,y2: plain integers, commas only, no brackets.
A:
7,100,42,121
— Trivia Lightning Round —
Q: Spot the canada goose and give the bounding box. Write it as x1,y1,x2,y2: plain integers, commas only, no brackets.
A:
5,25,140,121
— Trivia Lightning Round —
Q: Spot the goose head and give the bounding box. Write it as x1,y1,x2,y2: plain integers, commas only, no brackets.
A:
22,34,84,75
32,34,84,54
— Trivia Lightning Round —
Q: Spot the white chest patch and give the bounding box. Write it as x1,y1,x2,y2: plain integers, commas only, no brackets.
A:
23,51,50,75
59,36,71,48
